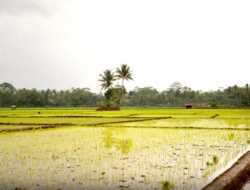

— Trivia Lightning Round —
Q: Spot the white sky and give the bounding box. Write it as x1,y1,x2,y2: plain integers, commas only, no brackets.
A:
0,0,249,92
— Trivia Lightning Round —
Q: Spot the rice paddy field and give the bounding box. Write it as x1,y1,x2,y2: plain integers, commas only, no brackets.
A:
0,108,249,190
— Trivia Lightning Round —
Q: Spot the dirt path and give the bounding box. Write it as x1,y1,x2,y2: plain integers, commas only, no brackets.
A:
202,151,250,190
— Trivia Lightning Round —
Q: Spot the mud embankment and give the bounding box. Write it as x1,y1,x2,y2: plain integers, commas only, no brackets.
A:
203,151,250,190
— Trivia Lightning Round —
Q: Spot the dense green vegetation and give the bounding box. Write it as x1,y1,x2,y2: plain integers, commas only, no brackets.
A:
0,82,249,108
98,64,133,110
0,108,249,189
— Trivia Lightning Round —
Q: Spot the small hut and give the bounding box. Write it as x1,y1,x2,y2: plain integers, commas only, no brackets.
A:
185,103,210,109
185,104,193,109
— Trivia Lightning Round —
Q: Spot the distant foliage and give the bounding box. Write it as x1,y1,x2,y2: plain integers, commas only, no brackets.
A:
0,82,249,107
0,83,99,107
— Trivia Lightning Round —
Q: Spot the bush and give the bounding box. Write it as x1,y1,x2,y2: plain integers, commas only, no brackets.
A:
96,100,120,111
209,101,218,108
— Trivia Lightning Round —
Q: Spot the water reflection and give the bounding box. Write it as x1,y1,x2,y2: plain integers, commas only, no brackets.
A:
102,128,115,149
102,128,133,154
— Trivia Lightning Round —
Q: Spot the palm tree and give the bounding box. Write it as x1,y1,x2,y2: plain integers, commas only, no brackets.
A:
116,64,133,104
99,69,116,90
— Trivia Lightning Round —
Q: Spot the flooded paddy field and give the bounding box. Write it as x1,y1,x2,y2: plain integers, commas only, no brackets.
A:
0,108,249,190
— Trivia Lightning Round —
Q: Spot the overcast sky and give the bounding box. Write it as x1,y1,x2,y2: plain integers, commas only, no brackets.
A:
0,0,249,92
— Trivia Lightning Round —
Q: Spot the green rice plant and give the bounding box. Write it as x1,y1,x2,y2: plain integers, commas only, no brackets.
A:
161,180,174,190
213,155,219,165
206,155,219,166
228,133,234,140
206,161,214,166
0,108,249,190
202,169,210,177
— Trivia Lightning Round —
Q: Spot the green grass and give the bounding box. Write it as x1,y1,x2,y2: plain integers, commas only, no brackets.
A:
1,108,250,131
109,118,250,129
1,108,250,118
0,108,249,189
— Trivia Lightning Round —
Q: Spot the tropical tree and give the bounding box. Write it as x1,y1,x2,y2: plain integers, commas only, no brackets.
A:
0,82,16,106
99,69,116,91
116,64,133,104
97,69,119,110
128,87,159,106
0,82,16,93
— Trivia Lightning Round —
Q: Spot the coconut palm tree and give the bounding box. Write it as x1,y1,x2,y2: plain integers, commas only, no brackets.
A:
116,64,133,104
99,69,116,90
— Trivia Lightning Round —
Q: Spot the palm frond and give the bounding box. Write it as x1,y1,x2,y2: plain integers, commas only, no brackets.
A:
98,69,116,90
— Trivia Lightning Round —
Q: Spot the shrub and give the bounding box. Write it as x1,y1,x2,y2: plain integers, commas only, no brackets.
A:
96,100,120,111
209,101,218,108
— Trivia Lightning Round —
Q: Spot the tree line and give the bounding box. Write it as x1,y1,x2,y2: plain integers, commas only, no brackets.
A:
0,81,249,108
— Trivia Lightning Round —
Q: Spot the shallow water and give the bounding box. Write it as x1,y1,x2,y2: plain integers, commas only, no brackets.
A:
0,127,249,190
